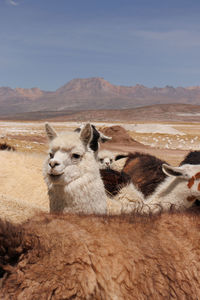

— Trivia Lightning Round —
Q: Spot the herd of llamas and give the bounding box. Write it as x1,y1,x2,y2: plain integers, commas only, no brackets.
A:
1,122,200,299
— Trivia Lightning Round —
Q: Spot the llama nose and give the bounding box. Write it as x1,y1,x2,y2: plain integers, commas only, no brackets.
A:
49,160,60,168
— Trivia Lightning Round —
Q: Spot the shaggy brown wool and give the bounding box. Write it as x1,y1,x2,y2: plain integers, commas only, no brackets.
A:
122,152,167,197
1,210,200,299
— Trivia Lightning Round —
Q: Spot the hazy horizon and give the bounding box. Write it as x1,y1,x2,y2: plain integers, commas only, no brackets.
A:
2,77,200,92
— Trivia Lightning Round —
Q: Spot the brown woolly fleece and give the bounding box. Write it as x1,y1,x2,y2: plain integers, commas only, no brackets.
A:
123,152,168,197
1,210,200,299
100,168,131,196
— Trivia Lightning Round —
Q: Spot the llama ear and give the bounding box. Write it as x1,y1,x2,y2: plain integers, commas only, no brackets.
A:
99,133,112,143
162,164,190,179
45,123,57,141
74,127,81,133
74,124,84,133
80,123,92,147
115,154,129,161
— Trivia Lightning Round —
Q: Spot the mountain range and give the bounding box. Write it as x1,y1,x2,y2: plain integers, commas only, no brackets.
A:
1,77,200,117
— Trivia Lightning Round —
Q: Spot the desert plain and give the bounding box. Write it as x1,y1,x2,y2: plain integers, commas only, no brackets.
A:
1,120,200,165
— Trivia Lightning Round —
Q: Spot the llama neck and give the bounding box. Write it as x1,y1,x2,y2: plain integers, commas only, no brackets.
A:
49,172,107,215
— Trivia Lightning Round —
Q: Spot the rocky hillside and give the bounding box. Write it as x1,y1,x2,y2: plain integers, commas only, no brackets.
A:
1,77,200,116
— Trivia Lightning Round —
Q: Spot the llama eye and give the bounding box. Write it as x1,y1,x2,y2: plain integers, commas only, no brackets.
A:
72,153,81,159
100,159,103,163
110,159,113,163
49,152,54,159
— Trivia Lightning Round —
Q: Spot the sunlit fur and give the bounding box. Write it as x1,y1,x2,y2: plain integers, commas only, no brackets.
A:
121,152,167,197
43,124,107,214
1,210,200,299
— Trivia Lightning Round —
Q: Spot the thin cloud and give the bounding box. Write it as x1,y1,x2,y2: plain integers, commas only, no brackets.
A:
6,0,19,6
132,29,200,48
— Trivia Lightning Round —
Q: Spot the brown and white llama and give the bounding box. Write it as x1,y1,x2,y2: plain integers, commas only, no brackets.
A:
1,210,200,299
142,162,200,213
119,151,200,207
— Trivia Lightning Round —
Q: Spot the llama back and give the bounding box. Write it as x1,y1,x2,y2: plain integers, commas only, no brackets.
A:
1,211,200,299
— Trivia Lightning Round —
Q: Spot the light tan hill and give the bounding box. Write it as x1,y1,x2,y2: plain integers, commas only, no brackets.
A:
1,103,200,122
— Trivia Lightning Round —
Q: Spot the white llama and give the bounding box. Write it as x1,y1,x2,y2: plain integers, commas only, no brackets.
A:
97,149,115,169
43,123,107,214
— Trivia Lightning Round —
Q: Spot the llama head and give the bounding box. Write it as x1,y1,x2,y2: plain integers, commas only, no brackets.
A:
44,123,96,185
97,150,115,169
162,163,200,201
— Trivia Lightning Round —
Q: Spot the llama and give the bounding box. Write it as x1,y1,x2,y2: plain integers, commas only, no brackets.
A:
97,149,115,169
108,162,200,215
43,123,107,214
142,162,200,214
1,210,200,299
119,151,200,207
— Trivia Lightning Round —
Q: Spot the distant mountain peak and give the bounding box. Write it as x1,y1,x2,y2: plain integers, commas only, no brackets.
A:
57,77,114,93
1,77,200,117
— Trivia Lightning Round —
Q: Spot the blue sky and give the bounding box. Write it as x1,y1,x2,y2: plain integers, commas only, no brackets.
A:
1,0,200,90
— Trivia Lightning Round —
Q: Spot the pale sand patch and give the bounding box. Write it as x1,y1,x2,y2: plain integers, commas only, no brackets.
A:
0,151,49,209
